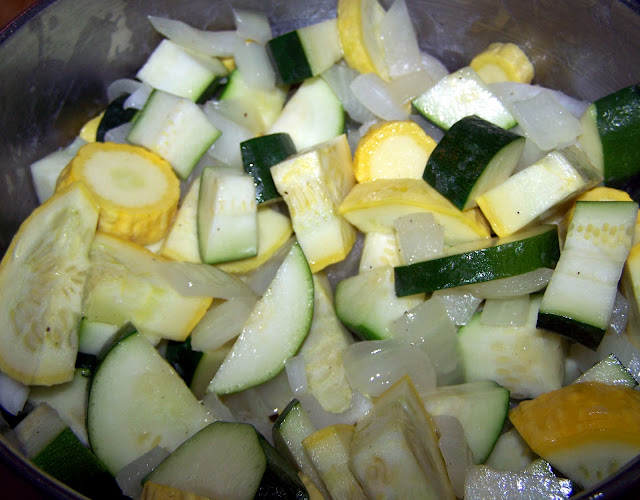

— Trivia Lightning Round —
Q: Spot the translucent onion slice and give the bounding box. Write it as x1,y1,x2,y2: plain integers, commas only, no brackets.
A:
190,296,257,352
244,237,296,296
322,64,377,124
394,212,444,265
609,291,629,336
209,97,264,136
103,122,133,145
148,16,236,57
431,288,482,326
115,446,170,500
107,78,143,102
480,295,531,327
420,51,450,82
0,372,29,416
233,36,276,91
433,414,474,499
233,8,272,44
351,72,409,121
203,102,254,169
464,268,554,299
387,69,437,104
201,392,234,421
380,0,422,78
124,82,152,110
342,339,437,397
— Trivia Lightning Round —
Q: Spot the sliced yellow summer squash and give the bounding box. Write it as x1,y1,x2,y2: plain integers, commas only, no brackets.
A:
56,142,180,246
353,120,438,182
470,42,534,84
338,178,491,246
79,112,105,142
509,381,640,489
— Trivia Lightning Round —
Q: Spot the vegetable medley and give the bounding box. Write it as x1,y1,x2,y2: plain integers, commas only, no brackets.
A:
1,0,640,498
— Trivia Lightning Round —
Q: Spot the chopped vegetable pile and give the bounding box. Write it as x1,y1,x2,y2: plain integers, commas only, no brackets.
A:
2,0,640,499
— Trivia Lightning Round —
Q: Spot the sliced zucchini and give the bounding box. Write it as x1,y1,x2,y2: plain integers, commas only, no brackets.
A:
267,76,344,151
189,341,233,399
78,318,119,356
96,94,137,142
240,133,296,204
159,176,202,263
87,328,213,474
574,353,638,388
127,89,221,180
165,337,204,387
578,84,640,185
394,224,560,296
423,115,525,210
197,168,258,265
420,380,510,464
335,266,425,340
412,66,517,130
208,242,314,395
267,18,343,85
458,295,565,399
537,201,638,350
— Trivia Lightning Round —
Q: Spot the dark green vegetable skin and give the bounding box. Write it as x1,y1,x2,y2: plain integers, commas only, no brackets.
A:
96,95,137,142
165,337,203,386
394,225,561,296
256,433,309,499
267,31,313,85
536,312,606,351
423,115,524,210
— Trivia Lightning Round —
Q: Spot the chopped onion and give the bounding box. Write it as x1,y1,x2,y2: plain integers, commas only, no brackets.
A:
394,212,444,264
361,0,389,78
464,465,573,499
433,414,473,499
190,296,257,351
0,372,29,415
342,339,437,397
148,16,236,57
115,446,170,500
431,288,482,326
420,51,449,82
208,97,264,136
107,78,143,102
481,295,531,327
103,122,133,144
123,82,152,110
233,9,272,44
351,72,409,121
609,291,629,336
465,268,554,299
380,0,422,78
568,326,640,374
233,36,276,91
387,69,437,104
285,355,308,394
203,101,254,169
325,231,365,291
201,392,234,421
322,64,377,124
244,237,295,296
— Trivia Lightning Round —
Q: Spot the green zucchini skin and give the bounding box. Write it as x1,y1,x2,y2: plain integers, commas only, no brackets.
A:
241,133,296,204
536,313,605,351
267,31,313,85
96,95,137,142
423,115,524,210
394,225,560,296
255,433,310,499
165,338,204,387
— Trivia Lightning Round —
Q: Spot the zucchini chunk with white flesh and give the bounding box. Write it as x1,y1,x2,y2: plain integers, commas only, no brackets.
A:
537,201,638,350
197,168,258,265
88,326,213,475
267,76,344,151
476,146,602,237
0,183,98,386
147,421,308,500
15,403,121,500
420,381,510,464
82,233,212,343
160,176,202,263
271,134,356,273
412,66,517,130
240,133,296,204
578,84,640,185
335,266,424,340
267,18,342,85
136,39,228,101
127,89,221,180
350,376,455,500
423,115,525,210
394,224,560,296
510,381,640,489
458,295,565,399
208,242,314,395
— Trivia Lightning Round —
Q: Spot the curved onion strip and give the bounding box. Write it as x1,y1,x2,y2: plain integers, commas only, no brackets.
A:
351,73,409,121
420,51,449,81
103,122,133,144
190,297,257,352
380,0,422,78
148,16,236,57
107,78,143,102
115,446,170,500
480,295,531,327
123,82,152,110
232,37,276,91
388,69,437,104
0,372,28,416
201,392,234,421
322,64,377,124
433,414,474,499
244,237,296,296
203,101,253,169
233,8,272,44
465,268,554,299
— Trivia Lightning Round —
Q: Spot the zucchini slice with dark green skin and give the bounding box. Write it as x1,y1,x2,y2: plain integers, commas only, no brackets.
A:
423,115,525,210
96,94,137,142
394,224,560,296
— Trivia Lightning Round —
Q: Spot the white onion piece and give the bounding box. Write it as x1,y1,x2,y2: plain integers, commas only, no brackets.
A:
221,390,275,445
322,64,377,124
465,268,554,299
285,355,308,394
115,446,170,500
343,339,437,397
148,16,236,57
568,326,640,374
233,8,272,44
609,291,629,336
123,82,152,110
203,102,254,169
351,72,409,121
380,0,422,78
420,51,450,81
394,212,444,264
481,295,531,327
103,122,133,144
209,97,264,136
244,237,296,296
490,81,544,106
515,136,548,172
387,69,437,104
190,297,257,351
431,288,482,326
464,465,572,499
361,0,389,78
233,36,276,91
325,231,365,290
0,372,29,416
433,415,474,499
107,78,143,102
201,392,234,421
154,260,257,301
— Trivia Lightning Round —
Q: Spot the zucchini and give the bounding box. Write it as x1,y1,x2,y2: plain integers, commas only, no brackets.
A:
412,66,517,130
78,318,119,356
240,133,296,204
165,337,204,387
96,94,137,142
208,242,314,395
267,18,342,85
537,201,638,350
394,224,560,296
159,176,202,263
423,115,525,210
